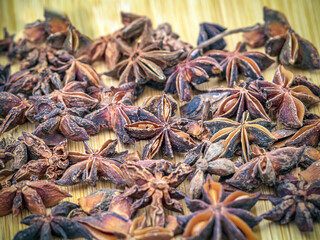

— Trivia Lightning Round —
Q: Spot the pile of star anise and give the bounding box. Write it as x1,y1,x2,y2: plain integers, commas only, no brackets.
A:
1,7,320,240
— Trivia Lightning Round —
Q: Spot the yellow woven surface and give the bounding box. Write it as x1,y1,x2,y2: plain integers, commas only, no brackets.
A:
0,0,320,239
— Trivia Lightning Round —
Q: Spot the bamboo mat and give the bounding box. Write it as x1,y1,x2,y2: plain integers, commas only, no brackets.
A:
1,0,320,239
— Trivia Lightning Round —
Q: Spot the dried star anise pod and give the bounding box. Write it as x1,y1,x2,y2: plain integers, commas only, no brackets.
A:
49,50,102,87
197,22,227,52
0,92,32,136
205,42,274,87
121,160,192,226
0,180,70,216
261,179,320,232
257,65,320,128
125,94,198,159
44,9,92,55
178,176,261,240
243,24,268,48
85,89,140,144
13,132,68,181
211,81,271,122
105,25,183,85
263,7,320,69
0,64,10,91
205,112,276,163
164,49,221,102
55,139,129,186
31,97,98,142
13,201,92,240
227,146,308,192
153,23,193,54
0,28,15,55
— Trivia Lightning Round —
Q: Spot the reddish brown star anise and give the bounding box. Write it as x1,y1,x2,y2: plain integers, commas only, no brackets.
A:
226,146,308,192
55,139,129,186
257,65,320,128
125,94,198,159
0,92,32,136
204,112,276,163
211,81,271,122
164,49,221,102
121,160,192,227
0,180,71,217
105,25,183,85
205,42,274,87
197,22,227,52
261,179,320,232
178,176,261,240
13,201,92,240
263,7,320,70
85,89,140,144
49,50,102,87
32,98,98,142
13,132,69,181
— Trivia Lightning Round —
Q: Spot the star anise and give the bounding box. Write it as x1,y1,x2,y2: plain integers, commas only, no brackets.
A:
257,65,320,128
204,112,276,163
85,89,140,144
105,26,183,85
13,201,92,240
121,160,192,227
261,179,320,232
0,28,15,55
178,176,261,240
0,180,70,216
0,92,32,136
0,64,10,91
164,49,221,102
32,98,98,142
197,22,227,52
13,132,69,181
205,42,274,87
55,139,129,186
125,94,198,159
211,82,271,122
226,146,309,192
263,7,320,70
243,24,268,48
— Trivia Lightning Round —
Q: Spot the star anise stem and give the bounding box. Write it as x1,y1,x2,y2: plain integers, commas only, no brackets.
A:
196,23,262,50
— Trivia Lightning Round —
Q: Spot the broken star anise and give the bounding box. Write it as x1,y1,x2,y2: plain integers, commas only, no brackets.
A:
125,94,198,159
0,180,70,217
55,139,128,186
121,160,192,227
13,132,69,181
204,112,276,163
164,49,221,102
179,176,261,240
13,201,92,240
205,42,274,87
105,26,183,85
257,65,320,128
261,179,320,232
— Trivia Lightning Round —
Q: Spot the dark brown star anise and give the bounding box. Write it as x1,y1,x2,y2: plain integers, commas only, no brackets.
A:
263,7,320,70
0,92,32,136
13,201,92,240
55,139,128,186
197,22,227,52
227,146,308,192
105,25,183,85
121,160,192,226
125,94,198,159
0,64,10,91
164,49,221,102
178,176,261,240
204,112,276,163
13,132,69,181
205,42,274,87
85,89,140,144
257,65,320,128
212,81,271,122
261,179,320,232
0,28,15,55
0,180,70,217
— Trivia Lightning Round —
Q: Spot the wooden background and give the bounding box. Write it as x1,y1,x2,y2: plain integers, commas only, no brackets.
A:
1,0,320,239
